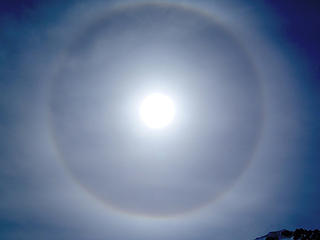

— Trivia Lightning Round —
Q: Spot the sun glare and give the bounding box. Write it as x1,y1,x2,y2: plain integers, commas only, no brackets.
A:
139,93,175,129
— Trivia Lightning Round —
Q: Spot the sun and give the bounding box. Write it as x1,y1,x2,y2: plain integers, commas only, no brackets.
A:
139,93,175,129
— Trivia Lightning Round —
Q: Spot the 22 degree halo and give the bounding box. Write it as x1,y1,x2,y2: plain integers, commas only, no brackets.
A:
49,2,263,217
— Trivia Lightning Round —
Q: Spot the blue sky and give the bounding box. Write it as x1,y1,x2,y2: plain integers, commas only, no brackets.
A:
0,0,319,239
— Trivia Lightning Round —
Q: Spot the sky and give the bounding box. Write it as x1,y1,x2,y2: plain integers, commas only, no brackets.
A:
0,0,319,239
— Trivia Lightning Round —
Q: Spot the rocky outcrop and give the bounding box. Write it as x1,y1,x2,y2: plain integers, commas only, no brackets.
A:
255,229,320,240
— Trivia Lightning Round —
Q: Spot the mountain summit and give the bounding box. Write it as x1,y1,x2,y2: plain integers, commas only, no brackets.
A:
255,229,320,240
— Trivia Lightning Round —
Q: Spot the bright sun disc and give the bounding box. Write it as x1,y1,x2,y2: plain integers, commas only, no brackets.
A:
139,93,175,129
